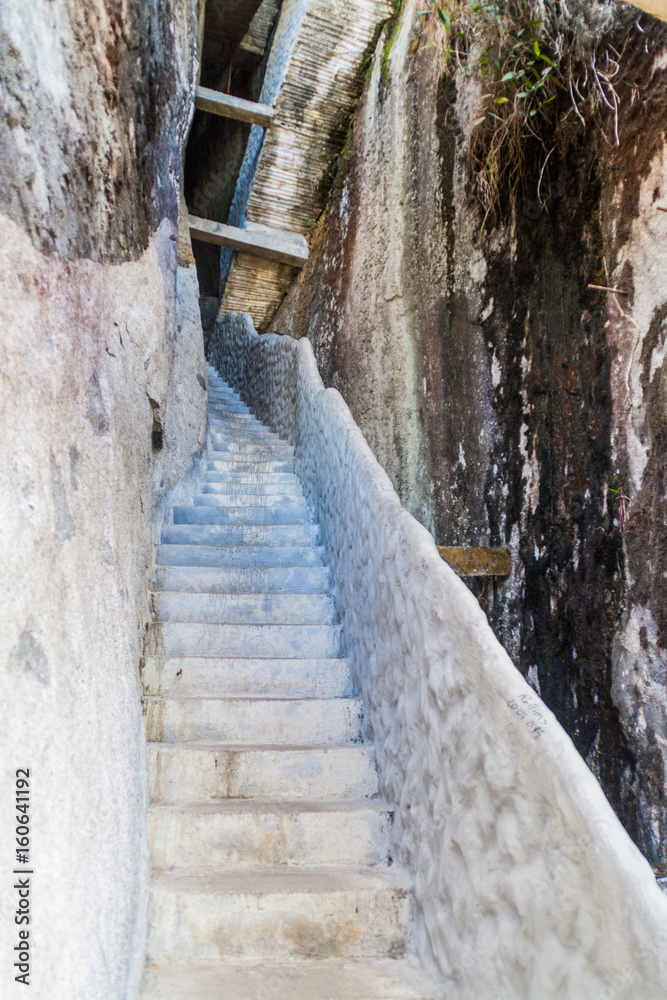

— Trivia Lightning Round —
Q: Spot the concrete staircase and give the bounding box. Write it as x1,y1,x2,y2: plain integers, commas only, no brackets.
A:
139,364,434,999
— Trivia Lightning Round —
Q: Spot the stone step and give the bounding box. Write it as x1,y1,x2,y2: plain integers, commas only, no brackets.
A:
142,656,353,698
160,524,320,547
154,565,329,594
208,425,269,438
208,429,281,443
209,448,295,463
208,415,275,428
200,481,303,496
147,799,392,870
204,471,298,485
208,441,294,465
157,544,325,568
139,959,435,1000
146,868,409,964
209,438,293,456
143,696,363,745
153,591,336,625
208,450,289,461
147,743,379,802
208,419,266,433
209,422,286,436
147,622,343,657
208,413,262,425
193,492,306,509
208,403,251,414
209,411,256,422
209,437,284,449
207,392,248,403
207,459,295,473
208,408,280,426
173,506,312,526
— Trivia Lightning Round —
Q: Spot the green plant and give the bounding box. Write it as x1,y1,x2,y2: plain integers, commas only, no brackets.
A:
608,475,630,534
420,0,629,222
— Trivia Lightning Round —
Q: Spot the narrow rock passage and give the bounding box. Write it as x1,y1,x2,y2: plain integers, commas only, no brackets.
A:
139,364,435,999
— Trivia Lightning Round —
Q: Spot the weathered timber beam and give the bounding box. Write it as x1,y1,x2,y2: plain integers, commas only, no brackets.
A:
437,546,511,577
189,216,309,268
626,0,667,20
195,86,275,127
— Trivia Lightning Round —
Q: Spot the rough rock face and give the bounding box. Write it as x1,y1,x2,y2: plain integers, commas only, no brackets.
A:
0,0,198,262
0,2,206,998
274,1,667,869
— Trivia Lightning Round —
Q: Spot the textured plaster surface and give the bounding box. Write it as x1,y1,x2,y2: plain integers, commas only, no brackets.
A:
209,311,667,999
0,220,207,1000
0,1,207,996
273,0,667,866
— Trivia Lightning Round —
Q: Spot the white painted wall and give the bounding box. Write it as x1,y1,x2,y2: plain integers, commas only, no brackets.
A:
210,311,667,1000
0,221,208,1000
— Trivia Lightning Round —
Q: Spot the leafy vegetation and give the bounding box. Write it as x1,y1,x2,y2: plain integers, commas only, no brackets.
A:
421,0,634,221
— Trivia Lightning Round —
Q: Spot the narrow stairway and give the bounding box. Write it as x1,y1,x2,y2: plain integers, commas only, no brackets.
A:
139,364,434,1000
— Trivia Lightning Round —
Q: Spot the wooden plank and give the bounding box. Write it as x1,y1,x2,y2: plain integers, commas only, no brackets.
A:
626,0,667,21
437,547,511,577
189,216,309,268
195,86,275,127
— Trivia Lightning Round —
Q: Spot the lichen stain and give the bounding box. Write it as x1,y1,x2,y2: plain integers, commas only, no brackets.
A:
281,913,364,959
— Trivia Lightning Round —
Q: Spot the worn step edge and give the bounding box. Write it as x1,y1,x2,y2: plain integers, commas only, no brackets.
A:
146,742,379,802
147,799,393,871
141,655,353,698
139,959,436,1000
143,696,363,745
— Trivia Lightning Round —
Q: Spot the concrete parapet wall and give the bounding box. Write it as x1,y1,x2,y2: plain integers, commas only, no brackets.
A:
209,310,667,999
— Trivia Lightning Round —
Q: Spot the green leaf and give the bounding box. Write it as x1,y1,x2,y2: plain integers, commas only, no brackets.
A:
501,71,516,82
539,53,556,67
533,39,541,57
494,96,509,104
436,6,450,25
472,116,487,126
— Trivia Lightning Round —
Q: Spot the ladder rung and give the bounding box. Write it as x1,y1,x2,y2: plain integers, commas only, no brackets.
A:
195,86,275,127
189,216,309,268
